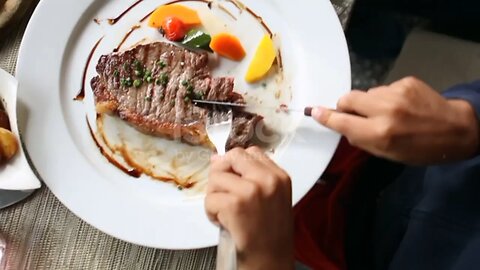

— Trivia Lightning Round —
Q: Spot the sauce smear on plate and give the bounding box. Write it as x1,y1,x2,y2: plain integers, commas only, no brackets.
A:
74,37,103,101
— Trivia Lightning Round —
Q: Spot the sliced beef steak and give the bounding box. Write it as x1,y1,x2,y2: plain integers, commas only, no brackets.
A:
91,42,262,149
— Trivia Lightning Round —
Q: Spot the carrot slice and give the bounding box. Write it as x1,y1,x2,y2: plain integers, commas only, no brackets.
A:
210,33,246,61
148,4,201,29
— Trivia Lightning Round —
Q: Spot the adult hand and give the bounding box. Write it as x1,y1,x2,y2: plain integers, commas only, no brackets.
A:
205,147,294,270
311,77,479,165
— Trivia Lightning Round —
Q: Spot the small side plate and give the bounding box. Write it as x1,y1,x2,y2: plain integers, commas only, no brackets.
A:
0,68,41,190
0,189,35,209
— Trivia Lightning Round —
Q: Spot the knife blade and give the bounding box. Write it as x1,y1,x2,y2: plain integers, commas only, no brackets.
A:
0,189,35,210
192,100,309,115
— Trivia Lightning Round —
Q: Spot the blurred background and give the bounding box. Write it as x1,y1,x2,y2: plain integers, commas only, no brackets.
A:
347,0,480,90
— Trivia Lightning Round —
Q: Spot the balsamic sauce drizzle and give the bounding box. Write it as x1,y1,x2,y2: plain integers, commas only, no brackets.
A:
113,25,141,53
87,116,142,178
140,10,155,23
107,0,144,25
74,37,104,101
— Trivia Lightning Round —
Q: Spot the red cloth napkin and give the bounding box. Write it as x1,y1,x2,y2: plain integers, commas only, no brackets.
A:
294,138,371,270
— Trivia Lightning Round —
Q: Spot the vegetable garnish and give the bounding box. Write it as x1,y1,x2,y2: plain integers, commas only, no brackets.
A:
182,29,212,52
158,73,169,86
149,4,201,29
133,79,143,88
245,35,276,83
157,60,167,69
121,77,133,87
161,17,187,42
210,33,246,61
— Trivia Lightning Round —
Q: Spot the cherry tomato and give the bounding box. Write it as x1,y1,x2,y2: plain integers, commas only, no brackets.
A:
161,17,186,42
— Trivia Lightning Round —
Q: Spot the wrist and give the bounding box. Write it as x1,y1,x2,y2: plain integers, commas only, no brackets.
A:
238,260,293,270
238,253,294,270
448,99,480,158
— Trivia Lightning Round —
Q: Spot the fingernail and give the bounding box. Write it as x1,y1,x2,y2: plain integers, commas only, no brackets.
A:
312,107,324,119
304,107,313,117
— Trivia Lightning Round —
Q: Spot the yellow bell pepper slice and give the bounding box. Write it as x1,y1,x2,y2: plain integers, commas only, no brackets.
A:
245,35,276,83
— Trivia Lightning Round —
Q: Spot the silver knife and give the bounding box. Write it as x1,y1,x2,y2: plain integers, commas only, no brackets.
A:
0,189,35,210
192,100,310,115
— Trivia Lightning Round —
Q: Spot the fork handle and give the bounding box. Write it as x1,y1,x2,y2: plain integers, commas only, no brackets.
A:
216,227,237,270
214,143,235,269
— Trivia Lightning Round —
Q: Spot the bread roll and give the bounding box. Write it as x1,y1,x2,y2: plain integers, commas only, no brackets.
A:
0,127,18,163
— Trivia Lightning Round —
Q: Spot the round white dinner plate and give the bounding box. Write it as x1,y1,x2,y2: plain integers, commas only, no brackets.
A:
16,0,350,249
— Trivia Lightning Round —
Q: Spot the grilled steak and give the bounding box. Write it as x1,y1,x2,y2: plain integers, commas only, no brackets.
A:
91,42,262,149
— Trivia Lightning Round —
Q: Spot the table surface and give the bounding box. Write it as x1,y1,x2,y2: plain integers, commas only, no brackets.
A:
0,0,355,269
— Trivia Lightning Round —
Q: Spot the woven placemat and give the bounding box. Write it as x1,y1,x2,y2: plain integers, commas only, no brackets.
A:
0,1,353,269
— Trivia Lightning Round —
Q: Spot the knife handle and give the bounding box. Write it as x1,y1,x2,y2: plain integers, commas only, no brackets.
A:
216,227,237,270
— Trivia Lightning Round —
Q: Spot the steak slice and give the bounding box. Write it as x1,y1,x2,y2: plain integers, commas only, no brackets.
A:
91,42,262,149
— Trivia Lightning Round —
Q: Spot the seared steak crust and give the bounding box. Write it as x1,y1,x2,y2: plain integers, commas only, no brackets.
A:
91,42,262,149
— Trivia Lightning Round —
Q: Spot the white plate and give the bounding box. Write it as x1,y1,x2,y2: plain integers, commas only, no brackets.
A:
16,0,350,249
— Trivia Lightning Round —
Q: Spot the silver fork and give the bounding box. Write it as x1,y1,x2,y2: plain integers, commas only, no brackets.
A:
205,108,236,270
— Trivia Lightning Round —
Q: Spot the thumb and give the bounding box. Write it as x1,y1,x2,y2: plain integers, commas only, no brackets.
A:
309,107,333,126
307,106,372,139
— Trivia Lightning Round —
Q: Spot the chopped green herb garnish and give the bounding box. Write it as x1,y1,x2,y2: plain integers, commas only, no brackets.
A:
181,80,188,86
157,60,167,69
195,92,205,100
171,100,175,106
146,76,153,83
177,185,184,191
133,79,143,88
262,82,267,88
133,59,142,69
184,96,190,102
123,62,130,71
158,73,169,86
145,96,152,102
134,69,144,77
186,84,194,93
121,77,133,87
143,70,153,81
113,69,119,77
